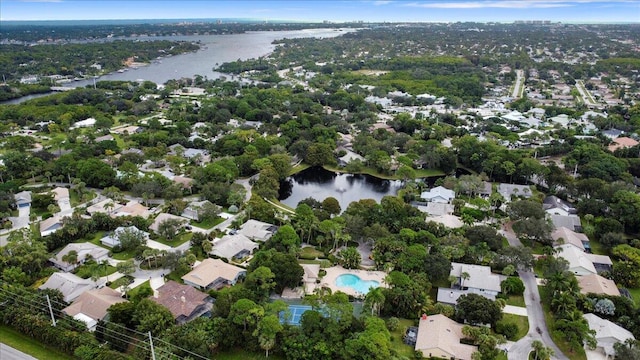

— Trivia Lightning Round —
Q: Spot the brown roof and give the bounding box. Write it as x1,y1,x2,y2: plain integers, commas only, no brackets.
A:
62,287,127,321
608,137,639,152
578,274,620,297
181,258,245,288
151,281,210,320
113,201,149,218
415,314,477,360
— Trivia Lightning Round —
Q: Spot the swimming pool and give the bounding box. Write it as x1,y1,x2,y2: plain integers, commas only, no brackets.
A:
335,274,380,295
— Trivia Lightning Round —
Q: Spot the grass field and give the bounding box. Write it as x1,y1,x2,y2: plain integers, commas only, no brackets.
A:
388,318,417,358
298,246,325,260
127,280,152,299
153,232,193,247
500,313,530,340
191,216,225,229
506,294,526,307
628,287,640,308
74,262,117,279
0,325,72,360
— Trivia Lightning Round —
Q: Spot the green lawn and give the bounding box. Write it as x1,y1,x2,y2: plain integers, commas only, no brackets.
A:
506,295,526,307
587,238,608,256
388,318,416,358
214,349,284,360
74,262,117,279
111,249,137,260
153,232,193,247
127,280,152,300
288,163,311,176
538,286,586,360
0,325,72,360
109,276,133,289
298,246,325,260
627,287,640,308
191,216,225,230
500,313,529,341
166,269,186,284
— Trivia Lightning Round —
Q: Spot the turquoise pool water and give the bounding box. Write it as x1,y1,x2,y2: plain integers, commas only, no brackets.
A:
335,274,380,294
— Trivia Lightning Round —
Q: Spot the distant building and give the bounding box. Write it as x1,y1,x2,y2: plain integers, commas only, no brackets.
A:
543,195,577,216
554,244,612,276
238,219,278,242
608,137,638,152
497,183,532,200
39,215,65,237
551,227,589,252
63,287,127,331
39,272,102,303
149,213,188,234
49,242,110,272
100,226,150,248
210,234,258,261
14,191,32,208
437,263,505,305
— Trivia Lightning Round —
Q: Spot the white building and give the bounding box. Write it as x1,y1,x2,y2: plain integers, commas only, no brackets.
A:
420,186,455,203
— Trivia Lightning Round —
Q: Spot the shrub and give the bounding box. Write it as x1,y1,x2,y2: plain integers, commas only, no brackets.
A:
496,321,519,340
386,317,400,331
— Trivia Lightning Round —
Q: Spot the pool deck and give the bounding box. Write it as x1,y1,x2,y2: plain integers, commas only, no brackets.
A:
321,266,387,297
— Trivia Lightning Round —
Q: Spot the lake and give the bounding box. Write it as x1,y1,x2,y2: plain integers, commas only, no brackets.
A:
278,167,404,212
67,28,354,88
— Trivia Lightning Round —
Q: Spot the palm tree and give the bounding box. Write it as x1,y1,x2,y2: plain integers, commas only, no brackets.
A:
61,250,79,269
448,275,459,288
364,287,385,316
460,271,470,289
531,340,554,360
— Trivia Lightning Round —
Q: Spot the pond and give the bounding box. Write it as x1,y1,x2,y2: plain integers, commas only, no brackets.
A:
278,166,404,212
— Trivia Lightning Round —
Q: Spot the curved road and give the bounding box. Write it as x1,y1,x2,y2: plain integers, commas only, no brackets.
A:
500,224,569,360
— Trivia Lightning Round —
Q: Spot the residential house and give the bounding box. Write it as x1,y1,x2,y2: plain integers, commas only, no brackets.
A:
86,199,122,216
14,191,31,208
62,287,127,331
608,137,639,152
52,187,70,205
182,258,246,291
71,118,96,129
497,183,532,200
172,176,194,190
555,244,613,276
583,313,635,359
577,274,620,297
543,195,577,216
551,227,589,252
39,215,65,237
417,202,454,217
95,134,114,142
112,126,143,135
238,219,278,242
338,150,365,167
181,200,217,221
420,186,455,204
301,263,320,294
602,128,624,140
437,263,505,305
101,226,150,248
149,213,188,233
49,242,110,272
550,214,583,232
39,272,102,302
414,314,477,360
210,234,259,261
112,201,150,218
478,182,493,198
151,281,213,324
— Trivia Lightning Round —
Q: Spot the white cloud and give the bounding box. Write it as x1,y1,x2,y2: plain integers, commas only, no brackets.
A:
19,0,63,2
374,0,394,5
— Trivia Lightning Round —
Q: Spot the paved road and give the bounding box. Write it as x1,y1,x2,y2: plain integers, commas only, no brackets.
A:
511,69,525,98
501,224,569,360
575,80,598,107
0,343,37,360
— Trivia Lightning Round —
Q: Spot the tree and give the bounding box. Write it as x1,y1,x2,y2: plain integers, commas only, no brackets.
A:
304,143,336,166
62,250,79,267
229,299,264,331
531,340,555,360
462,325,506,360
614,339,640,360
501,277,525,295
338,247,361,269
157,218,183,240
364,287,385,316
132,298,174,336
266,224,300,254
116,227,147,251
76,158,116,188
249,249,304,293
554,310,596,352
455,294,503,328
254,314,283,357
465,225,504,251
460,271,470,289
321,197,341,216
245,266,276,303
116,260,135,277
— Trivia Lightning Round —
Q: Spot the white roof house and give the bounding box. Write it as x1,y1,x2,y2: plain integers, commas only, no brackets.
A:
149,213,188,233
414,314,477,360
238,219,278,242
555,244,612,276
438,263,505,305
420,186,455,204
584,313,635,359
210,234,259,260
86,199,122,216
39,272,102,303
497,183,532,200
39,215,65,237
49,242,110,272
100,226,150,248
71,118,97,129
14,191,32,207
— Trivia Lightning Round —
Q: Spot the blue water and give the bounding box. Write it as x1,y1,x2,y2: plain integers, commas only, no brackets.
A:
335,274,380,294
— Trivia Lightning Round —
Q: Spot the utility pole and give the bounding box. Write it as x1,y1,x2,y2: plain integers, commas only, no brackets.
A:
46,294,56,327
148,331,156,360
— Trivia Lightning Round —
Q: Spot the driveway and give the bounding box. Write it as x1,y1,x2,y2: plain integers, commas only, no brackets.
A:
503,305,528,317
501,224,569,360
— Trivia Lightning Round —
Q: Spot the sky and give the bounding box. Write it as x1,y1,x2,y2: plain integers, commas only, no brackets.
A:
1,0,639,23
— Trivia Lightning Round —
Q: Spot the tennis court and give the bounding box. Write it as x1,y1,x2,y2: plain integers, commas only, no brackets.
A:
279,305,312,325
